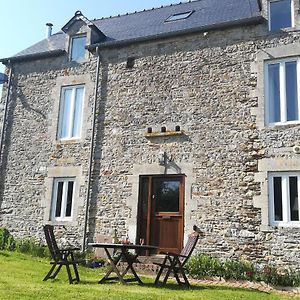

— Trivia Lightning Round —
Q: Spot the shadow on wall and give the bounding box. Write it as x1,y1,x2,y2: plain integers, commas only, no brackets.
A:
17,89,47,120
0,79,18,215
0,75,49,217
86,60,108,244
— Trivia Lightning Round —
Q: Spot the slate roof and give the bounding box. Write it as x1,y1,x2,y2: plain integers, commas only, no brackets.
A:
1,0,263,63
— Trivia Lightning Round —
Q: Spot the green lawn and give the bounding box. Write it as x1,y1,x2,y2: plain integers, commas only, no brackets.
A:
0,251,298,300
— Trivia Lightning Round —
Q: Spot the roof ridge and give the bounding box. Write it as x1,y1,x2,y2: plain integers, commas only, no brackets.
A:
93,0,197,21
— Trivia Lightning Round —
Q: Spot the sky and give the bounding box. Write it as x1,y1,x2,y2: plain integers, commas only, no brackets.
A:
0,0,178,73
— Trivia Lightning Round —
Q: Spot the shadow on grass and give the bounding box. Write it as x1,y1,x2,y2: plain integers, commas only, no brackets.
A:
78,279,268,295
0,251,10,257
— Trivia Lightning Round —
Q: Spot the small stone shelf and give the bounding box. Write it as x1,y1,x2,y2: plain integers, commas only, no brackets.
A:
144,130,185,138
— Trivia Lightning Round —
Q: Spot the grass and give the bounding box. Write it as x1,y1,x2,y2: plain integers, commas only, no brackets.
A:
0,251,299,300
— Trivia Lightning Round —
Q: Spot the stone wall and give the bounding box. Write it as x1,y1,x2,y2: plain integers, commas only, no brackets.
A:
1,14,300,269
0,56,98,244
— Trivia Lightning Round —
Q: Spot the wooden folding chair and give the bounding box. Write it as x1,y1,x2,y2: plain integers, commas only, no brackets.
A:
154,227,200,286
43,225,81,284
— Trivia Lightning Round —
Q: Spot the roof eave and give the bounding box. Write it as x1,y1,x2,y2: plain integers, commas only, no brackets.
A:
88,15,265,51
0,49,66,65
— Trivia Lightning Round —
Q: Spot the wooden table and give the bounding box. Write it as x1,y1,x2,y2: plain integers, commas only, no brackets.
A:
88,243,157,284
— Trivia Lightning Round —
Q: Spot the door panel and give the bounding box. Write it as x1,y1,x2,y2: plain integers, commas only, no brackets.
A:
137,175,184,254
150,218,180,251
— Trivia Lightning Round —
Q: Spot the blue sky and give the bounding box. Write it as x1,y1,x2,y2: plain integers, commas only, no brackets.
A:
0,0,177,73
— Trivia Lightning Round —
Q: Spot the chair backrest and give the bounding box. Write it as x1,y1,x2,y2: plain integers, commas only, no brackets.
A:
43,225,61,261
179,231,199,265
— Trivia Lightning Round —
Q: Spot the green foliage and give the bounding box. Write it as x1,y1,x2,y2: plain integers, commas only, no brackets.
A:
15,239,49,258
186,252,223,278
187,253,300,287
0,227,49,258
0,227,16,250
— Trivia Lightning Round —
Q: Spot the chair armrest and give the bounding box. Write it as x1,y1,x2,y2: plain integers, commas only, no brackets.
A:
160,251,187,258
59,247,80,252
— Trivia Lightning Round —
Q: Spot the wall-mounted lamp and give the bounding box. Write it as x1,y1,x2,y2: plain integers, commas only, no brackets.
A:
158,151,173,166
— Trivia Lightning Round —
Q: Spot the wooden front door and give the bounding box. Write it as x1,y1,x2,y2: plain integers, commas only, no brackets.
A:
137,175,184,253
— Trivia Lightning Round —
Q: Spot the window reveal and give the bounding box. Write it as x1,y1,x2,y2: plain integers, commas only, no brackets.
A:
70,35,86,61
51,178,75,221
58,85,84,140
269,173,300,226
265,59,300,125
269,0,292,31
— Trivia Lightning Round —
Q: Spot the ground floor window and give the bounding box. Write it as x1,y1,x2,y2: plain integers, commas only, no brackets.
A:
51,178,75,221
269,172,300,226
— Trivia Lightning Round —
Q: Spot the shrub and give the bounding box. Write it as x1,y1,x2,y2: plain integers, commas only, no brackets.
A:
0,227,15,250
187,253,300,287
187,253,223,278
15,239,49,258
0,227,49,258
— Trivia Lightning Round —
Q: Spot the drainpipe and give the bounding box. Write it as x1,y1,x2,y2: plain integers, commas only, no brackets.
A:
82,47,101,251
0,61,13,165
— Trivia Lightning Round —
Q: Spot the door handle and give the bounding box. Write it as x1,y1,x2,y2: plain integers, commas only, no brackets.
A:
162,216,171,220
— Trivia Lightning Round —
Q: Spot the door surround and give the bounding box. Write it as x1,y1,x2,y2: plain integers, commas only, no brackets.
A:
127,162,196,245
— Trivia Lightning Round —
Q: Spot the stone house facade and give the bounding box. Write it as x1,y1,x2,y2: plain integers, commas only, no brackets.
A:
1,0,300,269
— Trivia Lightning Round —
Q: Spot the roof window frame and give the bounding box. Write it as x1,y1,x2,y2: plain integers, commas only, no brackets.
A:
165,10,194,23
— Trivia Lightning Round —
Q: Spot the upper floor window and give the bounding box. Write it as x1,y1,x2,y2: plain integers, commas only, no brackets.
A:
70,35,86,61
265,58,300,125
268,0,292,31
269,173,300,226
58,85,84,140
51,178,75,221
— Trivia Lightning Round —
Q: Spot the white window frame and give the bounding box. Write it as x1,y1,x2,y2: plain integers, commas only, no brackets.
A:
51,178,75,222
70,35,86,61
264,57,300,125
268,0,294,31
269,172,300,227
58,85,84,140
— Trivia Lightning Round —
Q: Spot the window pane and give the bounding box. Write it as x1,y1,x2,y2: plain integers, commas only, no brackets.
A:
270,0,292,31
273,177,283,221
289,176,299,221
71,36,86,61
154,179,180,212
286,61,298,121
65,181,74,217
55,182,64,218
268,64,281,123
72,87,84,137
166,11,193,22
60,89,72,138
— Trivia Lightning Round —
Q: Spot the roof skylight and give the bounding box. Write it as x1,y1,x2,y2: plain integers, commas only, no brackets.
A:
165,10,194,22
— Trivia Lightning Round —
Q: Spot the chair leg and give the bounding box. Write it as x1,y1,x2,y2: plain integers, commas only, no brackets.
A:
72,263,80,283
154,266,165,284
43,264,56,281
178,269,190,286
154,255,169,285
173,270,182,285
43,263,62,281
162,267,172,284
65,264,74,284
51,264,62,279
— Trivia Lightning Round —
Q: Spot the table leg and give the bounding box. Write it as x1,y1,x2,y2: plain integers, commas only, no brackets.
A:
99,248,126,284
121,249,143,284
